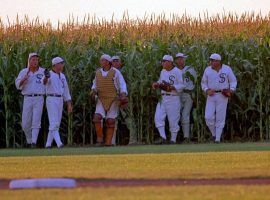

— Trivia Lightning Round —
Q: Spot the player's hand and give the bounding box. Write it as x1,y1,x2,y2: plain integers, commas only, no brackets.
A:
19,74,29,87
67,101,73,114
152,82,159,89
206,89,215,96
119,93,128,109
44,69,50,78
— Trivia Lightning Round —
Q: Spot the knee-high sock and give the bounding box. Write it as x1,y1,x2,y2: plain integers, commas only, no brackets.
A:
32,128,39,144
53,131,63,147
215,128,223,142
157,127,166,139
182,123,190,138
171,132,178,142
46,131,54,147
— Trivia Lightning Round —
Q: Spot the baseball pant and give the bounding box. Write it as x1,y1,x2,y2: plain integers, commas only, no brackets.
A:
155,95,181,142
22,96,44,144
180,93,193,138
45,97,63,148
205,93,228,142
95,99,119,119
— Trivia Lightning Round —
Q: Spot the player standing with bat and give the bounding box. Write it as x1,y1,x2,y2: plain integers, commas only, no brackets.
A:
15,53,45,148
43,57,72,148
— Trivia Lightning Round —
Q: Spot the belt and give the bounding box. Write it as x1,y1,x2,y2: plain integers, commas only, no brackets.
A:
47,94,62,97
215,90,222,93
183,89,192,94
24,94,44,97
161,93,178,96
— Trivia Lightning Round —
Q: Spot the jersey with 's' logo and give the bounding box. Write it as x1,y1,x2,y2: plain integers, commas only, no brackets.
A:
180,66,197,90
201,64,237,92
157,67,185,95
15,67,46,95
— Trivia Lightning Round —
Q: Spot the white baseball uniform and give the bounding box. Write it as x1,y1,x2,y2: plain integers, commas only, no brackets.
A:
15,67,45,145
154,67,185,142
201,64,237,142
91,67,127,119
44,70,71,148
179,66,197,138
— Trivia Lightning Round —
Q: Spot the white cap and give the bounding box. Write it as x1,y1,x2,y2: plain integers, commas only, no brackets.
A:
28,52,39,59
162,55,173,62
100,54,112,62
210,53,221,61
52,57,64,65
175,53,188,58
112,56,120,61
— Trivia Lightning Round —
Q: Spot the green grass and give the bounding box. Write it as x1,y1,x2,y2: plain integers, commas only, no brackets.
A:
1,186,270,200
1,143,270,199
0,142,270,157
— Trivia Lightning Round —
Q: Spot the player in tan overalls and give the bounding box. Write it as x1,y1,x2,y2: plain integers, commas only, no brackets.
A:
91,54,128,146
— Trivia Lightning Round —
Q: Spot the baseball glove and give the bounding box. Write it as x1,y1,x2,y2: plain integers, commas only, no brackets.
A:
44,69,50,78
222,89,232,98
159,81,172,92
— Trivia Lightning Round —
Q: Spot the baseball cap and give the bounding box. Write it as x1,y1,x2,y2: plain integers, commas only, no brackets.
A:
28,52,39,59
100,54,112,62
52,57,65,65
209,53,221,61
162,55,173,62
112,56,120,61
175,53,188,58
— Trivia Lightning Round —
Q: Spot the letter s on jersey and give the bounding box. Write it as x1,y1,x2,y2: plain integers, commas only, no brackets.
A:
219,73,226,83
168,75,175,85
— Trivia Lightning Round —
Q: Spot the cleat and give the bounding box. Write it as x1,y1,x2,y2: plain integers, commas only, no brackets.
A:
154,137,167,145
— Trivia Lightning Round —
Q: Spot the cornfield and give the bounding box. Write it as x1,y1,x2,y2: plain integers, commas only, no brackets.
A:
0,12,270,147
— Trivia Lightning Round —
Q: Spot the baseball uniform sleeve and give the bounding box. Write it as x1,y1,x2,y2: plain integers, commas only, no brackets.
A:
228,68,237,91
201,68,209,92
63,77,71,102
91,77,97,91
15,69,27,90
116,70,128,95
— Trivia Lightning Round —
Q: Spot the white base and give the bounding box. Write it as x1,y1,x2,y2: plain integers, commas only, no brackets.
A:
9,178,76,189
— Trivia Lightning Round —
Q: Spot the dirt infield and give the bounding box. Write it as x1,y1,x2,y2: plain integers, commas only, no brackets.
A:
1,178,270,189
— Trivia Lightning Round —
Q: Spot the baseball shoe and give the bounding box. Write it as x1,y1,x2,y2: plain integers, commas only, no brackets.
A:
58,144,64,148
212,136,216,142
182,138,190,144
26,143,32,148
214,140,221,144
95,142,104,147
45,146,52,149
154,137,167,145
170,141,176,145
31,143,37,148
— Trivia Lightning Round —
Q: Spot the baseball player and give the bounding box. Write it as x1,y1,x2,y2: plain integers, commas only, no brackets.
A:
43,57,72,148
111,56,137,145
15,53,45,148
175,53,197,142
91,54,128,147
153,55,185,144
201,53,237,143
